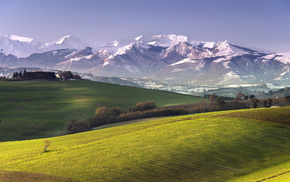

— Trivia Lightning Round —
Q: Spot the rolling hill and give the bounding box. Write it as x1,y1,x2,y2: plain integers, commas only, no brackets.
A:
0,80,202,141
0,107,289,182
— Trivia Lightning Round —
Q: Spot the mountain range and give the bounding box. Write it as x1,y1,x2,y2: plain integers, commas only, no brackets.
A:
0,34,289,86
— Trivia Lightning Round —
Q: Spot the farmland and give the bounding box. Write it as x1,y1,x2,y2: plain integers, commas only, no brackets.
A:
0,107,289,181
0,80,202,141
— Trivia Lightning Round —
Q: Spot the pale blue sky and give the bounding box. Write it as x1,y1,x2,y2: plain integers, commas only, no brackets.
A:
1,0,289,52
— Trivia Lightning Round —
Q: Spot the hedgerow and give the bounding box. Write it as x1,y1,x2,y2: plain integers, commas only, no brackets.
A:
64,100,253,134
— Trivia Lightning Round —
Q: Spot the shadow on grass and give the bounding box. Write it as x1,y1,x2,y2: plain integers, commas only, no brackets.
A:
0,171,78,182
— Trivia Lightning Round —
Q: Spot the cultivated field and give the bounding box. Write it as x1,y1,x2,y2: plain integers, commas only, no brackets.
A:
0,107,289,181
0,80,202,141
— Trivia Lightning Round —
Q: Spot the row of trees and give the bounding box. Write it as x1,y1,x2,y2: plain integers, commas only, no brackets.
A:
208,93,261,108
65,94,290,135
65,101,157,134
12,69,28,78
12,69,56,80
64,99,249,134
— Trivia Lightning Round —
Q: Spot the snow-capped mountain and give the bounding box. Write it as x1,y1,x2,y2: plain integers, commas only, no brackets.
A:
42,35,90,52
0,35,42,57
0,33,290,86
0,34,90,58
136,34,188,47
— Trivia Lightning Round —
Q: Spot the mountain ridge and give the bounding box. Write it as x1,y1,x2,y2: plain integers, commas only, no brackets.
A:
0,33,289,86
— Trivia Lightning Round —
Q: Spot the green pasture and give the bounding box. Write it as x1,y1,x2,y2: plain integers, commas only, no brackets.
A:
0,107,289,181
0,80,202,141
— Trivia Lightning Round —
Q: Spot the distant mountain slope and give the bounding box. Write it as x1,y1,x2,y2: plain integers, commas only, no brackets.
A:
1,34,290,86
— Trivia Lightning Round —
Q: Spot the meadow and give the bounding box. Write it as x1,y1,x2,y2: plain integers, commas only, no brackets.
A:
0,107,289,182
0,80,202,141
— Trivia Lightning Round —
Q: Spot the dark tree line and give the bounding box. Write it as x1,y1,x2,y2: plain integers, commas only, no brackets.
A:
12,69,56,80
64,93,290,135
64,99,249,135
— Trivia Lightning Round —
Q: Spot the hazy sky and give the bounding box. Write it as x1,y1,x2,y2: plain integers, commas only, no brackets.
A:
1,0,289,52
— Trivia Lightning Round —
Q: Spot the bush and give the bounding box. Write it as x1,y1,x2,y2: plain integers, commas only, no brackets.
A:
66,120,90,134
131,101,156,112
63,99,258,135
92,107,125,127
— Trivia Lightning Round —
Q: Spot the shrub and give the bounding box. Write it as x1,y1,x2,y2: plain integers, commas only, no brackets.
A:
93,107,111,126
131,101,156,112
66,120,90,134
92,107,125,127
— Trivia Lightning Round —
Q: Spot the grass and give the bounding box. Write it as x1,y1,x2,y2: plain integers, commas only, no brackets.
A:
0,80,202,141
0,107,289,181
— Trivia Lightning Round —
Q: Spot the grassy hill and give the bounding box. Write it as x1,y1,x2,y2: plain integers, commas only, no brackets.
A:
0,80,202,141
0,107,289,182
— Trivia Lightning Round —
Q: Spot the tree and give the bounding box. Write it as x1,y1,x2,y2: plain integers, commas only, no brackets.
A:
267,98,273,107
284,95,290,106
251,96,259,108
12,72,18,78
66,120,90,134
23,69,27,78
263,100,267,107
131,101,156,112
19,71,23,78
209,93,217,103
215,96,226,109
94,107,110,125
235,92,246,101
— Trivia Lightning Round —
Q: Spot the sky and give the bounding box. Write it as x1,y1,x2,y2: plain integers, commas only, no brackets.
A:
0,0,290,52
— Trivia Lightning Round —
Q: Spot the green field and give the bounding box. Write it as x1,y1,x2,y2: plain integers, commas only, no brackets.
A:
0,107,289,182
0,80,202,141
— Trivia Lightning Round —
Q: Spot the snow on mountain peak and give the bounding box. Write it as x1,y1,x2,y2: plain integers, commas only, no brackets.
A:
150,34,188,47
203,42,215,49
50,35,74,45
134,35,143,41
0,34,42,58
102,40,119,47
43,35,90,51
134,34,189,47
115,43,135,55
268,53,290,64
5,34,34,43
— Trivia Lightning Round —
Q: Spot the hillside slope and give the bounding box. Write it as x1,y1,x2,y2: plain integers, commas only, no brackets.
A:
0,107,289,181
0,80,201,141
